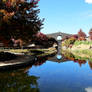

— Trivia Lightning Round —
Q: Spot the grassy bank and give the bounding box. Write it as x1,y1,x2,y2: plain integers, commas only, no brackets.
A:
0,47,57,57
74,40,92,46
61,40,92,51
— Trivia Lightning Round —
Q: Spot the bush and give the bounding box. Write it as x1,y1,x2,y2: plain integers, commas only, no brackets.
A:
32,32,58,48
62,37,76,47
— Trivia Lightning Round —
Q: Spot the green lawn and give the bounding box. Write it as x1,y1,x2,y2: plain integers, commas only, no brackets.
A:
74,40,92,46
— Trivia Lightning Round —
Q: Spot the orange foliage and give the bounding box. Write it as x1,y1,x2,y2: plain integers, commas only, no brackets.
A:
78,37,86,41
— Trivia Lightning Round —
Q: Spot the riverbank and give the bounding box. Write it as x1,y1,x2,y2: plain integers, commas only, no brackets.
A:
62,40,92,53
61,40,92,62
0,47,57,56
0,47,57,69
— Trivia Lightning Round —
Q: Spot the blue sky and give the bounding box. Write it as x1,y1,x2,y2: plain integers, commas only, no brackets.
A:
38,0,92,35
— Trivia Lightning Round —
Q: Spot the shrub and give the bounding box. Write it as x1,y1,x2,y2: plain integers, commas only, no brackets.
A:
62,37,76,47
32,32,57,48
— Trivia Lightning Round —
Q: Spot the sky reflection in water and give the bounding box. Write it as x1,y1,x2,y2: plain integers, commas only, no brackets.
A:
28,57,92,92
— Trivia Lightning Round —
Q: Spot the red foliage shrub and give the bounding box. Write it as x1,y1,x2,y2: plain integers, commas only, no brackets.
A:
6,1,11,7
35,32,48,41
32,32,57,48
78,37,86,41
61,36,70,41
71,34,78,39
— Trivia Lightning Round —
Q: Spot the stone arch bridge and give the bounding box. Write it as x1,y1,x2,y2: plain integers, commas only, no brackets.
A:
46,32,72,62
46,32,72,41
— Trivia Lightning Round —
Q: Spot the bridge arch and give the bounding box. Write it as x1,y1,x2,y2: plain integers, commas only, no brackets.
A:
46,32,72,41
57,35,62,41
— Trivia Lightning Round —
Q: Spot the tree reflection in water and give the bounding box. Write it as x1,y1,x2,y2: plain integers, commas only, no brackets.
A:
88,61,92,70
0,68,40,92
34,56,48,66
0,55,51,92
62,51,92,69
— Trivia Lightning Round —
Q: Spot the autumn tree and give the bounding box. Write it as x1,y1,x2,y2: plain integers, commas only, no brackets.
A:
0,0,44,43
89,28,92,40
32,32,58,48
78,29,86,40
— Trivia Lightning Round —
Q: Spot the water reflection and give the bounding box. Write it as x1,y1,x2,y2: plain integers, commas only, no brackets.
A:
0,55,54,92
56,55,62,60
88,62,92,70
29,57,92,92
1,51,92,92
34,56,47,66
24,52,92,92
61,51,92,69
85,87,92,92
0,68,40,92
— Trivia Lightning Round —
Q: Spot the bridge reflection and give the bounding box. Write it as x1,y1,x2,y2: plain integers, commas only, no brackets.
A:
47,40,68,63
57,55,62,60
47,54,69,63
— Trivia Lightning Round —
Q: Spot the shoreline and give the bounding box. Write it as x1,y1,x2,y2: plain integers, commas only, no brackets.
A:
0,47,57,70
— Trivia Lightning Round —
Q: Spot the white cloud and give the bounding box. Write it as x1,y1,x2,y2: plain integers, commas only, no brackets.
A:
85,87,92,92
85,0,92,4
88,14,92,17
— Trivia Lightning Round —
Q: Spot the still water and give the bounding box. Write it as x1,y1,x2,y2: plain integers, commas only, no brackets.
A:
0,53,92,92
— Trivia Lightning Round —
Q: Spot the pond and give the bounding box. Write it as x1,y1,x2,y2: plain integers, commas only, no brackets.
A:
0,52,92,92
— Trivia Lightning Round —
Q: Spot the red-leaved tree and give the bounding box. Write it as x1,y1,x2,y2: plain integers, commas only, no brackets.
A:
0,0,43,44
78,29,86,40
32,32,57,48
89,28,92,40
